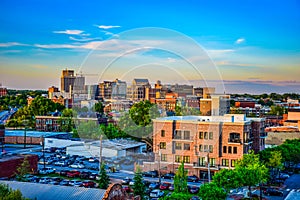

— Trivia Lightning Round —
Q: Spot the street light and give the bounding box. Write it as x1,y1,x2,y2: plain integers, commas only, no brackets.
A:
157,144,161,184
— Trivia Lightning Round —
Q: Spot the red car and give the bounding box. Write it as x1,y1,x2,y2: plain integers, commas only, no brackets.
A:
159,182,171,190
66,170,80,178
82,180,96,188
122,185,132,193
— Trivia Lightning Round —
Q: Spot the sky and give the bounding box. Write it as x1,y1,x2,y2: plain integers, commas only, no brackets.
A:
0,0,299,93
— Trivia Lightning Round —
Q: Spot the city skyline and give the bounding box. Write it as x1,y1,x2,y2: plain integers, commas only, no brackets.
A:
0,0,299,94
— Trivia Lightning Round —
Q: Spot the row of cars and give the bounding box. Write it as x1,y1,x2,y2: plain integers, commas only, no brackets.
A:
142,170,201,182
22,174,97,188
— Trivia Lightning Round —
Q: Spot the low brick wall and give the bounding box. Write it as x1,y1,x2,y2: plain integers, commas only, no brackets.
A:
4,136,42,145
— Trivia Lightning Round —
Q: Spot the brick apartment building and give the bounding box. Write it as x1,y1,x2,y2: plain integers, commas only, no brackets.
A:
143,114,265,180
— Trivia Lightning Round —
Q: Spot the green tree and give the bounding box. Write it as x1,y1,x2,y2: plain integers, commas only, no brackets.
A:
213,168,241,193
133,166,146,199
160,192,192,200
60,108,74,132
268,105,284,116
16,157,30,181
98,163,110,189
0,183,30,200
174,161,188,193
235,150,269,197
198,182,227,200
94,101,104,114
76,121,104,139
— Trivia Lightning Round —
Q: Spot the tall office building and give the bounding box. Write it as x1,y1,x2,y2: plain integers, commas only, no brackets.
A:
61,69,75,93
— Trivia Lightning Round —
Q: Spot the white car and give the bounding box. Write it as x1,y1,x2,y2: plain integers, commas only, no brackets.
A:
39,167,56,174
150,189,164,198
69,180,83,187
69,163,85,169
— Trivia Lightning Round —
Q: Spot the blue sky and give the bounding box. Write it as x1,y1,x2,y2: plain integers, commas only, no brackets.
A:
0,0,299,93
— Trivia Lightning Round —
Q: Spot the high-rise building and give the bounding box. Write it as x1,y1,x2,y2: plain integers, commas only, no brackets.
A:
200,94,230,116
129,78,151,101
61,69,75,93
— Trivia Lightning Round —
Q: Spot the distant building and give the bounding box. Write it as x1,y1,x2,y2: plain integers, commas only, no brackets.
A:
98,79,127,100
128,78,151,101
143,114,266,179
0,84,8,97
0,154,38,178
61,69,75,93
166,84,193,98
200,94,230,116
235,101,256,108
0,125,4,151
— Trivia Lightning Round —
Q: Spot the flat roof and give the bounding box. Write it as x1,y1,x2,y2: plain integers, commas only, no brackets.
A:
0,181,106,200
5,130,69,138
153,114,254,123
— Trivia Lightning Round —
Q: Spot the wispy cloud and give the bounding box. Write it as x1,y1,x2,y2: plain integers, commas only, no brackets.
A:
53,30,86,35
235,37,245,44
98,25,121,29
0,42,27,47
69,36,102,42
216,60,265,68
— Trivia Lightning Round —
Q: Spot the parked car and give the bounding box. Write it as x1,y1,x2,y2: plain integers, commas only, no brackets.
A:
159,182,171,190
263,188,283,196
161,172,175,179
69,163,85,169
39,177,51,184
58,170,69,176
142,170,158,178
82,180,96,188
66,170,81,178
149,182,160,189
121,177,132,185
39,167,56,175
59,179,70,186
277,173,290,180
69,180,83,187
150,189,164,198
54,161,68,167
122,185,132,193
168,184,174,191
188,185,200,194
187,175,200,182
89,173,98,180
80,171,91,179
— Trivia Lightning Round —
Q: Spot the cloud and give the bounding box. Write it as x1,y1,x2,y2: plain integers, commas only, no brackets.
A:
53,30,85,35
216,60,265,68
69,36,102,42
235,38,245,44
0,42,27,47
98,25,121,29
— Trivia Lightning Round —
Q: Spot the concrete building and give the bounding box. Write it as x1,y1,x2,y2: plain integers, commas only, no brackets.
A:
200,94,230,116
98,79,127,100
0,84,7,97
128,78,151,101
61,69,75,93
66,139,147,158
143,114,266,179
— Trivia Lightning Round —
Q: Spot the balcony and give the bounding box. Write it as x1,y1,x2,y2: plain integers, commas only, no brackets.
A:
193,162,219,170
228,138,242,144
244,138,253,144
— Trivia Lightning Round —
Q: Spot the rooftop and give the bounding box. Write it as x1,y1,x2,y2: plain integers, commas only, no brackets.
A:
0,180,106,200
154,114,253,123
5,130,69,138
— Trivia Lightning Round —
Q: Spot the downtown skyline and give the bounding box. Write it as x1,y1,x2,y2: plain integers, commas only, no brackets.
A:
0,0,300,94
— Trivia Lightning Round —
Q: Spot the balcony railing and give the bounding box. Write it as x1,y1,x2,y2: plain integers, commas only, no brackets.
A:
173,136,193,141
244,138,253,144
193,162,219,169
228,138,242,143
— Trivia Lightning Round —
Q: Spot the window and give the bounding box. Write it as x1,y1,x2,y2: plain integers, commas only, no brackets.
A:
209,132,213,140
199,157,205,166
184,131,190,140
231,159,236,167
209,158,216,167
174,130,182,139
160,142,166,149
175,143,182,150
223,146,227,153
204,145,208,152
228,146,232,154
199,144,203,152
204,132,208,139
161,130,165,137
199,132,203,139
209,145,213,153
183,156,190,163
184,144,190,150
222,159,229,166
233,147,237,154
175,155,181,162
229,132,241,143
161,154,167,161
